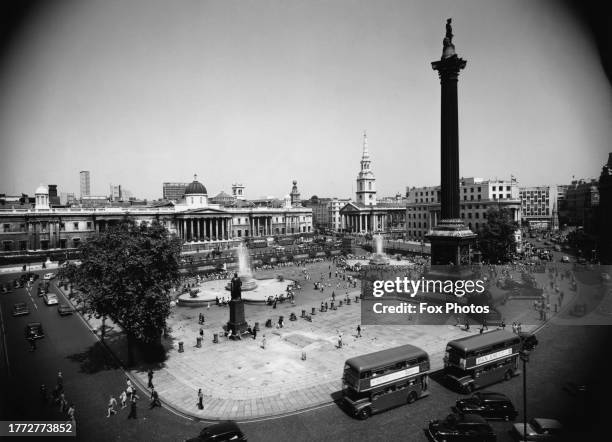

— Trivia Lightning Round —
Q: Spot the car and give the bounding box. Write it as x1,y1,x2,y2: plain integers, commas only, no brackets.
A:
12,302,30,316
511,418,563,441
454,391,518,420
57,303,74,316
43,293,59,305
428,413,496,442
185,421,247,442
553,245,561,252
24,322,44,339
560,256,570,263
43,273,55,280
601,272,611,282
519,332,538,352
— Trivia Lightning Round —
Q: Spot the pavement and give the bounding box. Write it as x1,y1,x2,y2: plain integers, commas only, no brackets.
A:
49,259,584,422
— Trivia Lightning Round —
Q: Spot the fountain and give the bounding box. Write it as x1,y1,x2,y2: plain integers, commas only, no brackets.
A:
227,243,258,291
369,234,390,265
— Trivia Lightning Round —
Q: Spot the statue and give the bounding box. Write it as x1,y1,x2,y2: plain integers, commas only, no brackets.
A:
230,273,242,300
442,18,456,58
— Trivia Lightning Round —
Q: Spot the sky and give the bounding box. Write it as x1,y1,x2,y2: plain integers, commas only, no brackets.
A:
0,0,611,201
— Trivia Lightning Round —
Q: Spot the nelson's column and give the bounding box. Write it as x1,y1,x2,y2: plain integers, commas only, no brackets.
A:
427,19,477,267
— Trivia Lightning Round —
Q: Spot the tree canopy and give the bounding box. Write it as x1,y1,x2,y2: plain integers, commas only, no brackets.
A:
59,219,182,345
477,208,519,264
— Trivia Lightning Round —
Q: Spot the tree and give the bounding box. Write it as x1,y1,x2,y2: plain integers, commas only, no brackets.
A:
478,208,518,264
59,219,182,364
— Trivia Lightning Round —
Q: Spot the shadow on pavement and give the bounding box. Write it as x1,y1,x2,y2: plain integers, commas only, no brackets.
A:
65,341,120,373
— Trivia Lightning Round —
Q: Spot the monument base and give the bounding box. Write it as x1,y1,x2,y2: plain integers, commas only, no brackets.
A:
228,299,248,334
426,219,477,267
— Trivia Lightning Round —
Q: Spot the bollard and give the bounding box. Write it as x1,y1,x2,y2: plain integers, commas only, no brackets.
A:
196,336,202,348
346,298,351,305
339,300,343,307
301,309,306,318
301,351,307,361
213,333,219,344
311,307,316,315
265,319,273,328
178,341,184,352
254,322,260,331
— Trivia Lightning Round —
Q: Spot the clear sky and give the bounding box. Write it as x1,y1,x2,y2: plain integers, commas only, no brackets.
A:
0,0,610,200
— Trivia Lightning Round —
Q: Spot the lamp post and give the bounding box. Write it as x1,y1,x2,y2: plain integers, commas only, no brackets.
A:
520,350,530,440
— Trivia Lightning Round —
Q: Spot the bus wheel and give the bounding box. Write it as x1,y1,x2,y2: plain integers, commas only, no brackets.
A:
504,370,513,381
407,391,418,404
358,407,371,420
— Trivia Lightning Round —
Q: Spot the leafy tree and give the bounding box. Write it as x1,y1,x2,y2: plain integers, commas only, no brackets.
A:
59,219,182,364
477,208,518,264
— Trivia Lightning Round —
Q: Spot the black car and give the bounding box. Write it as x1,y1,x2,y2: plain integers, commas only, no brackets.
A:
57,303,74,316
185,421,247,442
455,391,518,420
519,332,538,352
24,322,44,339
428,413,496,442
12,302,30,316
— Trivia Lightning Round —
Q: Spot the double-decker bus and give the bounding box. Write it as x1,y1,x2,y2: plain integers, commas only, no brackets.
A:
342,344,430,419
444,329,521,393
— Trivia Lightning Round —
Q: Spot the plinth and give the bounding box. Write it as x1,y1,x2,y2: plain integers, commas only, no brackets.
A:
427,219,477,269
228,299,248,334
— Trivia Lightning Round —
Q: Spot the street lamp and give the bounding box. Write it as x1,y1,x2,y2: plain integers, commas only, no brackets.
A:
520,350,530,440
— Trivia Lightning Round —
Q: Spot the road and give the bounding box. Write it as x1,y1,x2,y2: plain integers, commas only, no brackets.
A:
1,268,610,441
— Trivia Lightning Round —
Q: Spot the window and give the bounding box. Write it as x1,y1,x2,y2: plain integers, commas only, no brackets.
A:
3,241,12,251
60,239,67,249
2,224,9,232
73,222,79,230
492,186,496,191
19,240,28,250
60,223,65,230
86,222,92,229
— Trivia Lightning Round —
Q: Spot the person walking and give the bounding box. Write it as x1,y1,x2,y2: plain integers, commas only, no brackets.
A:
40,384,48,404
56,370,63,391
127,393,138,419
147,369,154,389
261,335,267,350
67,403,75,423
126,379,133,400
59,393,67,413
197,388,204,410
252,326,257,340
356,325,361,338
119,390,127,409
149,387,161,409
106,395,117,417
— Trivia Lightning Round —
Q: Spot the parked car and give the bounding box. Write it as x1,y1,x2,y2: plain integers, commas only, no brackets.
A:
185,421,247,442
511,418,563,441
24,322,44,339
560,256,570,263
428,413,496,442
43,273,56,280
519,332,538,352
57,303,74,316
12,302,30,317
43,293,59,305
454,391,518,420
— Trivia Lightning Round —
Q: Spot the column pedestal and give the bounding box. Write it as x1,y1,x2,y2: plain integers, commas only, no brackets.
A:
228,300,248,334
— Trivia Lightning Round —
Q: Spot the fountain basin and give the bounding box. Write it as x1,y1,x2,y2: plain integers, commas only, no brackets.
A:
225,275,258,291
177,278,296,306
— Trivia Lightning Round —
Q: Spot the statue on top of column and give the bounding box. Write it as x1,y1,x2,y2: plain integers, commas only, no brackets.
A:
230,272,242,300
442,18,456,58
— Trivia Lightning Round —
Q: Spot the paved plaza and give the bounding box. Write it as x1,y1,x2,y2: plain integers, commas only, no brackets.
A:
30,257,600,421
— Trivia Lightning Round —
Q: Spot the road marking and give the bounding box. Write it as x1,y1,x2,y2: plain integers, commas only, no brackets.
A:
25,284,38,310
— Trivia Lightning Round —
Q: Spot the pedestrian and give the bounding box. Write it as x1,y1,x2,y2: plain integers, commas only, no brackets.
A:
149,387,161,409
261,335,267,350
67,403,75,423
252,327,257,340
119,390,127,409
500,319,506,330
517,322,522,333
356,325,361,338
147,369,154,389
107,395,117,417
59,393,67,413
38,385,49,407
338,334,343,348
127,393,138,419
57,370,63,391
197,388,204,410
479,326,484,334
199,328,204,338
